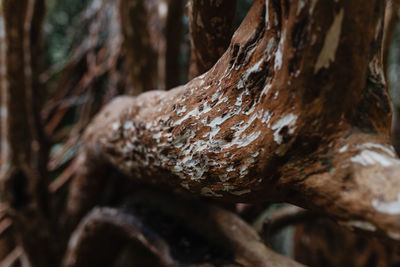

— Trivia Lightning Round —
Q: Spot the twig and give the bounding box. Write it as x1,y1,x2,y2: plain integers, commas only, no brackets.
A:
0,219,12,239
0,247,22,267
262,205,320,239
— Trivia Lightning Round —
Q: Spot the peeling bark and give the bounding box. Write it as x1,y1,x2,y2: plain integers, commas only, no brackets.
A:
68,0,400,243
188,0,237,78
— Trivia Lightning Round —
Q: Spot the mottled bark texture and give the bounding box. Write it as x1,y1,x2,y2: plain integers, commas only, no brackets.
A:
0,0,56,266
120,0,184,93
188,0,237,79
69,0,400,242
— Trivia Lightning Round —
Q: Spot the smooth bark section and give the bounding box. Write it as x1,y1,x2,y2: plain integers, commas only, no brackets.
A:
188,0,237,79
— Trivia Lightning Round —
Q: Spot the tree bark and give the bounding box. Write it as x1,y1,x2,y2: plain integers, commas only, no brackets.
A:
68,0,400,242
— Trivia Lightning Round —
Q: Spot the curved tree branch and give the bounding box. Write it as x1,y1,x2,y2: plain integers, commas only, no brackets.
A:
62,207,176,267
262,206,319,238
66,0,400,242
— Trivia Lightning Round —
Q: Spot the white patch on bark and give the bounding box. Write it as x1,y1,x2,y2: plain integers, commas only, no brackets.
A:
201,187,223,197
274,30,286,70
236,131,261,148
338,144,348,153
388,231,400,240
238,58,264,89
158,2,168,18
345,221,376,232
123,121,135,132
310,0,318,14
314,8,344,73
372,193,400,215
297,0,306,15
262,110,273,125
111,122,120,131
231,189,251,196
265,0,270,29
351,150,399,167
271,113,298,144
358,143,395,157
265,37,276,57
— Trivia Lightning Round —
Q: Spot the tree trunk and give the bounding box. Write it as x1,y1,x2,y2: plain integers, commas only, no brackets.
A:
119,0,166,93
120,0,185,93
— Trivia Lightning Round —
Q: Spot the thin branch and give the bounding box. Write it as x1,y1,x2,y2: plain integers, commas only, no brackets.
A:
0,247,22,267
262,205,319,238
0,219,12,238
